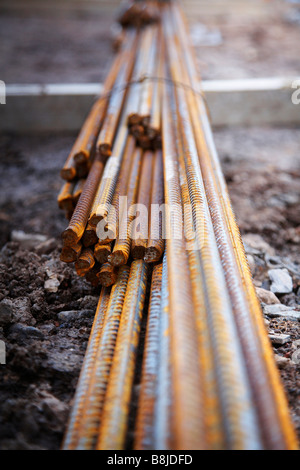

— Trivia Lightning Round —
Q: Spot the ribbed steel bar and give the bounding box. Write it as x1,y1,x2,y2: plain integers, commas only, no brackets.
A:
60,44,125,181
88,109,129,227
82,224,98,248
144,149,165,263
72,178,86,205
94,243,112,265
62,287,110,450
57,181,75,212
138,26,159,126
161,83,206,450
126,28,152,125
109,147,143,266
153,252,173,450
85,263,101,287
60,242,82,263
62,155,107,246
96,31,137,158
170,4,297,450
75,266,130,450
175,101,225,449
134,263,162,450
104,134,137,244
148,27,163,139
97,260,148,450
97,262,118,287
131,150,154,259
164,14,263,449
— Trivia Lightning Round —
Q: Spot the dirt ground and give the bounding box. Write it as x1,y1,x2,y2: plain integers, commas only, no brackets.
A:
0,0,299,451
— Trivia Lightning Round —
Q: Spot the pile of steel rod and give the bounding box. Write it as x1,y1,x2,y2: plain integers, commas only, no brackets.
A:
60,1,297,450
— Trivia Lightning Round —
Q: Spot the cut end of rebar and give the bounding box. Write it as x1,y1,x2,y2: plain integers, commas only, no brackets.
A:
99,143,112,158
74,150,89,165
132,245,146,260
89,213,105,228
128,113,141,126
97,270,117,287
60,167,76,181
94,248,111,264
108,250,128,267
61,228,79,246
144,246,162,263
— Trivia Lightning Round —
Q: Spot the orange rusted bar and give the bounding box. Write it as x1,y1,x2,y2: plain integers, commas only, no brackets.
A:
94,243,112,265
97,31,137,158
97,260,148,450
60,242,82,263
57,181,75,212
75,248,95,275
97,262,118,287
72,178,86,205
161,83,206,450
85,264,101,287
62,155,107,246
131,150,153,260
82,224,98,248
109,147,143,266
100,134,136,244
76,266,130,450
62,287,111,449
61,30,137,182
144,149,164,263
134,263,162,450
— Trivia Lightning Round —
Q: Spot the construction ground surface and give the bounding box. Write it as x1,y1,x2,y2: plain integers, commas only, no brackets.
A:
0,0,299,449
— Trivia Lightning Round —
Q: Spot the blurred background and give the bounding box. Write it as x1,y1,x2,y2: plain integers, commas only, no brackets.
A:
0,0,300,83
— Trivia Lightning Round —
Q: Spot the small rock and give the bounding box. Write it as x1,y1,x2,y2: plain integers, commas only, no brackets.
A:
35,238,56,255
58,310,78,322
246,254,256,275
11,230,47,250
292,340,300,350
39,324,56,335
0,299,13,325
274,355,291,369
41,394,69,431
263,304,300,321
44,278,60,293
256,287,280,305
268,268,293,294
268,333,291,345
78,309,95,318
243,233,275,256
57,309,94,322
9,323,44,340
0,298,35,326
291,349,300,365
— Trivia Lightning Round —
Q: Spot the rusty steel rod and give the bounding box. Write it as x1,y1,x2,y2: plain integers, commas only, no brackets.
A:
131,150,153,259
144,149,164,263
62,288,111,449
109,147,143,266
134,263,162,450
97,260,148,450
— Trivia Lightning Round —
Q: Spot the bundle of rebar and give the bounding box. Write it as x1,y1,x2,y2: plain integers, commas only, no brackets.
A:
60,1,298,450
